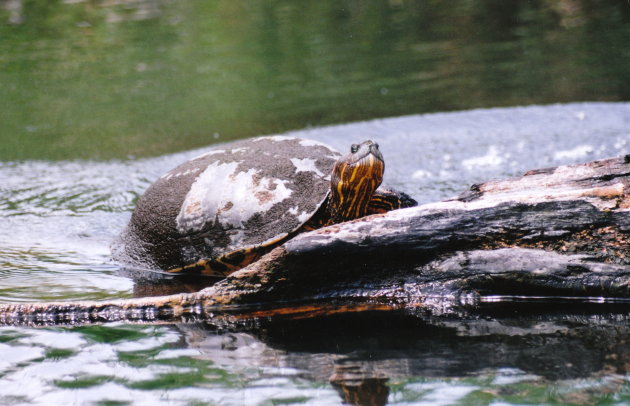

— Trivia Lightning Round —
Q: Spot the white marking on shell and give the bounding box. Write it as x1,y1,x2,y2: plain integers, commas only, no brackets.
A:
288,206,312,224
297,211,312,224
298,138,332,148
290,157,326,177
191,147,250,162
255,135,338,155
299,138,343,161
160,167,201,180
188,149,227,162
176,161,293,234
228,147,248,154
254,135,298,142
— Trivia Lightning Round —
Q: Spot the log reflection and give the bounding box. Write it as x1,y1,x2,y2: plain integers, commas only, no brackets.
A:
181,301,630,404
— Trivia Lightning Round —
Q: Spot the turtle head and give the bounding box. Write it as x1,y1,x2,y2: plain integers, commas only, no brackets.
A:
329,140,384,222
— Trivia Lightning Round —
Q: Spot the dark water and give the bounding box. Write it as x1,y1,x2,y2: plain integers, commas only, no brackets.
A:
2,0,630,405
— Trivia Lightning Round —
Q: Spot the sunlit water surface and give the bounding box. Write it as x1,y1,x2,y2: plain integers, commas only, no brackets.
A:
1,103,630,405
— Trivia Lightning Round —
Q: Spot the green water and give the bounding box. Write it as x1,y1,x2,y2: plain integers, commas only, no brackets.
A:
2,1,630,405
1,0,629,160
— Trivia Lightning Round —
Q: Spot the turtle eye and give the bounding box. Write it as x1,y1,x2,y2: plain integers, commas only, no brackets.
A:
350,144,359,153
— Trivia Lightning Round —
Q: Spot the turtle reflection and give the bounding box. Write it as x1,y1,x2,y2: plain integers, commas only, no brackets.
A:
175,302,630,405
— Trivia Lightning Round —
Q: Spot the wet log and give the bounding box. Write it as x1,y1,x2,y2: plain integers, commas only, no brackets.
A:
1,156,630,325
207,155,630,304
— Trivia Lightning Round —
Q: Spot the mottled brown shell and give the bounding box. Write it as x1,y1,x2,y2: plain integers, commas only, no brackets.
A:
113,136,341,272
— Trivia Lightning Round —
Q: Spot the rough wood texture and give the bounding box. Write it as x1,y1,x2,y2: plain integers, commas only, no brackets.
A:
2,156,630,325
208,155,630,303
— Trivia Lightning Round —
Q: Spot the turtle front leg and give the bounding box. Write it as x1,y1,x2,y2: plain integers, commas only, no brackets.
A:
367,187,417,214
166,248,264,277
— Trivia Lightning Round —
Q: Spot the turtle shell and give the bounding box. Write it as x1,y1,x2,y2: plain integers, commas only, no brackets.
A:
113,136,341,272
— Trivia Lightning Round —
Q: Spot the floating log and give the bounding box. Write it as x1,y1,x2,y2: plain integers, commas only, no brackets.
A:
1,155,630,326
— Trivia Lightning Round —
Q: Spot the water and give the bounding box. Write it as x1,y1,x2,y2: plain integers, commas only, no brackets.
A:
2,102,630,405
2,306,630,405
1,0,629,160
2,0,630,404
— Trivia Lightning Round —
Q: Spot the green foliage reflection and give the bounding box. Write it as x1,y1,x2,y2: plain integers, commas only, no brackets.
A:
1,0,629,160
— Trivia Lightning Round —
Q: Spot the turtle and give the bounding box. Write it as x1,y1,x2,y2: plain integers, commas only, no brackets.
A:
112,136,417,277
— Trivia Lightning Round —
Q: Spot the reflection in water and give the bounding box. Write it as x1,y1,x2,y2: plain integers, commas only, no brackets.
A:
330,375,389,406
1,0,629,159
3,0,21,24
0,304,627,405
3,0,167,24
102,0,166,23
178,302,630,405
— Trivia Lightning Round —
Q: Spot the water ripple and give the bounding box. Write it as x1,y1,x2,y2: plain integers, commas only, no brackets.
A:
0,161,149,215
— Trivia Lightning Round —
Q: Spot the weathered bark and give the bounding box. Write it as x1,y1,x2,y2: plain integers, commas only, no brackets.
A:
1,156,630,326
204,155,630,303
